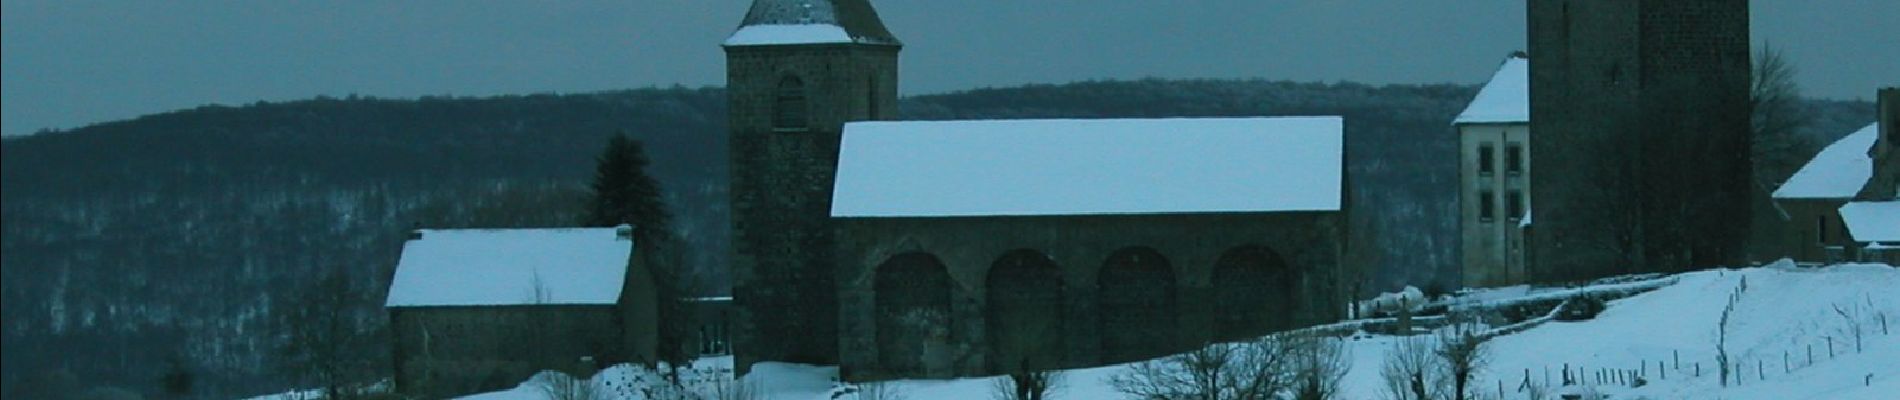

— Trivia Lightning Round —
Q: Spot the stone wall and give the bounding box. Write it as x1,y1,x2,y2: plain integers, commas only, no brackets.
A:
1527,0,1751,280
1861,88,1899,200
833,212,1345,380
390,305,625,398
726,43,899,373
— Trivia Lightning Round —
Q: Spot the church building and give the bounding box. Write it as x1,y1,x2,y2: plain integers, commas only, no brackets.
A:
723,0,1350,380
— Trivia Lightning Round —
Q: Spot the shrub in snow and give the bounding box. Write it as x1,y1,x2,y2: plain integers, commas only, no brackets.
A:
1553,296,1606,321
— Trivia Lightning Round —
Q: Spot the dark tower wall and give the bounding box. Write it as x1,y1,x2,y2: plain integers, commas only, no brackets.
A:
725,33,899,372
1527,0,1751,280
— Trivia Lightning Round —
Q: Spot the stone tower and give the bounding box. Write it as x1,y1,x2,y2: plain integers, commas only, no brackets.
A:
723,0,900,372
1526,0,1751,279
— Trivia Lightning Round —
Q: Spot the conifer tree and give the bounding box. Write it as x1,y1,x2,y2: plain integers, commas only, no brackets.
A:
586,132,693,369
588,132,670,237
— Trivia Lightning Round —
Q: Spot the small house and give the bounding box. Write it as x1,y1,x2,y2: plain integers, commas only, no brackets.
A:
384,226,656,398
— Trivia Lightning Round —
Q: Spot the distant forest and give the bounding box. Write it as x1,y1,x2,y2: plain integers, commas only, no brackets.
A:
0,79,1875,398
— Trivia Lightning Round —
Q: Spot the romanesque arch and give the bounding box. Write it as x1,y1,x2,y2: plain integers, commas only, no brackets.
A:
1212,245,1298,341
986,249,1065,373
1097,246,1176,364
774,75,808,130
874,252,952,375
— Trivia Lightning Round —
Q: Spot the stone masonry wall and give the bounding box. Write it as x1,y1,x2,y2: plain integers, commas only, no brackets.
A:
726,43,898,373
833,212,1345,380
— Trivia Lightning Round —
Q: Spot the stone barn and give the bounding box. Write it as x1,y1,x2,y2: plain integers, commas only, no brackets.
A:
384,226,656,398
828,117,1349,379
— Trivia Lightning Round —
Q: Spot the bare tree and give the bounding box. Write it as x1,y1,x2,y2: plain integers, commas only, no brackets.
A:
1289,334,1351,400
274,267,382,399
1381,337,1437,400
1435,329,1488,400
991,370,1062,400
1750,44,1816,189
1110,337,1298,400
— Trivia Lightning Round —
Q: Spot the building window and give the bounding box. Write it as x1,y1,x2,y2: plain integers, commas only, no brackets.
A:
1480,190,1495,223
1817,216,1828,244
1507,190,1524,221
1479,144,1495,176
867,76,880,118
1506,143,1524,175
774,76,808,131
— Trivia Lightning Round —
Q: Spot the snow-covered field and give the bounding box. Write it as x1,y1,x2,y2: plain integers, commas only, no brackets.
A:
450,262,1895,400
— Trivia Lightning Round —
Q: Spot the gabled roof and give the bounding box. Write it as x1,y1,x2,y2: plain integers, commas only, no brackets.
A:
723,0,900,47
1839,201,1900,243
385,227,634,307
1774,123,1877,200
1455,56,1529,125
831,117,1345,218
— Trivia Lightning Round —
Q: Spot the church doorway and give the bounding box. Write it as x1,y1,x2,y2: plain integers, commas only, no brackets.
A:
874,252,952,375
1097,246,1176,364
986,249,1065,373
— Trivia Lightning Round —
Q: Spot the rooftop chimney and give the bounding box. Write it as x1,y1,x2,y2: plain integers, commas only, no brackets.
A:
615,224,634,241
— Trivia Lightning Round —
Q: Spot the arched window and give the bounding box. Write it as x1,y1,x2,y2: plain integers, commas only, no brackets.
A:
774,76,808,130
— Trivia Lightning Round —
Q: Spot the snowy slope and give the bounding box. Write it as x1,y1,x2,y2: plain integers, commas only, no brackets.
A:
461,262,1897,400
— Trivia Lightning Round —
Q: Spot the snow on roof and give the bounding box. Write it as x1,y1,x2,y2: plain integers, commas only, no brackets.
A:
385,227,634,307
1774,123,1877,199
1454,56,1529,125
723,24,855,46
1838,201,1900,243
830,117,1344,217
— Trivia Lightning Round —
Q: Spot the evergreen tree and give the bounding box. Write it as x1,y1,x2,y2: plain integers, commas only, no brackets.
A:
586,132,694,369
587,132,671,238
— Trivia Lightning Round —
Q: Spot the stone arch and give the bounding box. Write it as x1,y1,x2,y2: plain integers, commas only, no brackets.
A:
986,249,1065,373
1097,246,1176,364
773,75,808,130
874,252,952,375
1212,245,1298,341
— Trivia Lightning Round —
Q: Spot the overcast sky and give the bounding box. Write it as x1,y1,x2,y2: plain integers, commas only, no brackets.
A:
4,1,1896,136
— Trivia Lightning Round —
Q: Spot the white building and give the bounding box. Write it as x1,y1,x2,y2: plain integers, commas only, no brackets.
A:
1455,55,1531,287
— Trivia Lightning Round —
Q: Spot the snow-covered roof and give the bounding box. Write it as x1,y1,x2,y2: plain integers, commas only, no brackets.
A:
722,0,899,47
724,24,854,46
385,227,634,307
831,117,1344,217
1774,123,1877,199
1838,201,1900,243
1454,56,1529,125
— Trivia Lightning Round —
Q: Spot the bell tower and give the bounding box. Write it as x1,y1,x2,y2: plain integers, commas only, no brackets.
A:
723,0,900,372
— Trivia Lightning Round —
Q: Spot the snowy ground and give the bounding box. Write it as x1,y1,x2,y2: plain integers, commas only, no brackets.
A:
448,262,1896,400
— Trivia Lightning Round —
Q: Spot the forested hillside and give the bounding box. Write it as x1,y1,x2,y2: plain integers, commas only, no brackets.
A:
0,81,1874,398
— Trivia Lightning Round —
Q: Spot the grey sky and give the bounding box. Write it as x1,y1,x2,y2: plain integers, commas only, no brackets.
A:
3,1,1896,136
